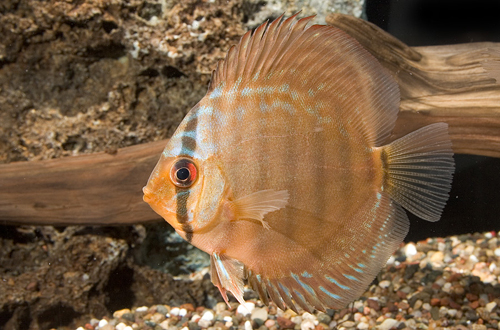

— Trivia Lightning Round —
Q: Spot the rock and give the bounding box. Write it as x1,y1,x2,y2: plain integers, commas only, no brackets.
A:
316,312,331,325
379,280,391,289
397,302,410,310
159,320,170,330
251,308,268,321
116,323,127,330
357,321,369,329
404,243,417,257
430,298,441,306
472,325,487,330
198,318,211,328
121,313,135,322
98,319,108,328
341,321,356,328
113,309,132,319
430,251,444,263
378,318,399,330
237,302,255,315
300,319,315,330
367,299,380,311
201,311,214,321
198,314,213,329
181,303,195,312
277,316,296,329
156,305,169,315
170,307,181,316
188,321,201,330
179,308,188,317
265,319,276,328
215,302,227,314
486,301,497,312
151,312,166,323
430,306,440,320
245,320,253,330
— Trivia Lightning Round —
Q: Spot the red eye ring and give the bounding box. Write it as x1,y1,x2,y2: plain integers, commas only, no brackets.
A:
170,158,197,188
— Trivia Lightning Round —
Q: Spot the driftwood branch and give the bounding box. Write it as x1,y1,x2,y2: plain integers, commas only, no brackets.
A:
1,14,500,226
0,141,165,225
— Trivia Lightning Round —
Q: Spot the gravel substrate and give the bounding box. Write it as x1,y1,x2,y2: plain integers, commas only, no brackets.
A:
76,232,500,330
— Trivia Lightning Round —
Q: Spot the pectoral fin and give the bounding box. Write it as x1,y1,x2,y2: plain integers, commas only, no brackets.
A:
233,189,290,229
210,252,246,307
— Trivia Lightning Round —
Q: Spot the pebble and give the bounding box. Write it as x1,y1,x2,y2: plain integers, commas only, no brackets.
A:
341,320,356,328
237,302,255,315
98,319,108,328
357,321,369,329
486,301,497,312
170,307,181,316
215,302,227,314
264,319,275,328
378,318,399,330
277,316,295,329
251,307,268,321
244,320,252,330
73,231,500,330
300,319,315,330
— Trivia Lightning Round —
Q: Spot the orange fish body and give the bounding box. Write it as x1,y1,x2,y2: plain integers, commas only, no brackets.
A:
143,14,454,312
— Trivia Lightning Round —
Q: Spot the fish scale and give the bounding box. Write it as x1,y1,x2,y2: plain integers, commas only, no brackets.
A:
143,13,454,311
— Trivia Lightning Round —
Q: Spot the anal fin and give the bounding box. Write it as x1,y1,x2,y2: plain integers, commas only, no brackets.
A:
210,252,246,308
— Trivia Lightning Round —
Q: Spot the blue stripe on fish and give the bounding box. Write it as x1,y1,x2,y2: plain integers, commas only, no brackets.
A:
292,289,308,306
278,282,290,296
301,271,313,278
241,87,253,96
343,274,359,281
350,265,363,273
209,85,224,99
213,253,229,279
291,273,315,295
319,286,341,300
324,275,350,290
279,84,289,92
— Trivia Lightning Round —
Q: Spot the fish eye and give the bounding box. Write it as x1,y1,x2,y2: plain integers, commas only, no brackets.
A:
170,158,197,188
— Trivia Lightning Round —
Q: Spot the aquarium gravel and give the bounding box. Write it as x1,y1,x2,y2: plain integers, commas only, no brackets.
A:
75,232,500,330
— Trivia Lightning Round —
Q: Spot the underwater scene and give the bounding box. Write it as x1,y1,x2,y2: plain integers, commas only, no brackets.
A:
1,0,500,329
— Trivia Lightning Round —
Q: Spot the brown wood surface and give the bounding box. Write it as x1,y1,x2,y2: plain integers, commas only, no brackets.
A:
1,14,499,225
0,141,165,225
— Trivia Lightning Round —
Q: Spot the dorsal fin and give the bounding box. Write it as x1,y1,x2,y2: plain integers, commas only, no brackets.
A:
205,14,400,146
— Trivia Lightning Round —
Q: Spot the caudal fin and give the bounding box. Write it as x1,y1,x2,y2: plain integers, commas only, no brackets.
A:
383,123,454,222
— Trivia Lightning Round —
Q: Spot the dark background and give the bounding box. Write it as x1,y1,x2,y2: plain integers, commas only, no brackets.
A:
365,0,500,242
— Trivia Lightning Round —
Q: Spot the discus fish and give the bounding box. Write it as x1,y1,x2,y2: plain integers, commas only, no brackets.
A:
143,14,454,312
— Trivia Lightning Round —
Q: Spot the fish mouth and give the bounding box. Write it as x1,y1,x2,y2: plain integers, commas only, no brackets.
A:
142,186,179,225
142,186,154,204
